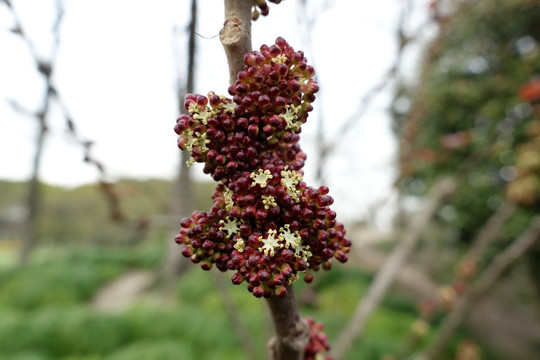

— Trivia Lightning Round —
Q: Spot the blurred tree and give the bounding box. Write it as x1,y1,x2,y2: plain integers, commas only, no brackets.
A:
162,0,198,281
394,0,540,292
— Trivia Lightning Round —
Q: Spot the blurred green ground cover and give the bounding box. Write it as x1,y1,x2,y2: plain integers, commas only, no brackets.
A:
0,239,480,360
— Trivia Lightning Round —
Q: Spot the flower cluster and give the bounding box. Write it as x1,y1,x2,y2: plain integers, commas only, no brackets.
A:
303,317,332,360
174,37,350,298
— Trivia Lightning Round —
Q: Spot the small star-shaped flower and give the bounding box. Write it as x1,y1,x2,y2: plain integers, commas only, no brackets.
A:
193,107,211,125
281,105,301,132
259,229,282,257
194,132,210,152
262,195,277,209
223,188,234,210
294,243,312,262
220,218,239,237
184,130,196,151
222,101,236,114
234,237,245,252
280,225,300,249
280,170,302,201
251,169,273,187
271,54,288,65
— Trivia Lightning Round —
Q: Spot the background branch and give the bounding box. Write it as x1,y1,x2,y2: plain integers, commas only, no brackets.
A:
418,216,540,360
332,178,456,360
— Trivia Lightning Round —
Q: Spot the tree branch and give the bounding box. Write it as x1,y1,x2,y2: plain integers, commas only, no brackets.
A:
332,178,457,360
461,201,516,271
220,0,253,84
266,285,310,360
418,216,540,360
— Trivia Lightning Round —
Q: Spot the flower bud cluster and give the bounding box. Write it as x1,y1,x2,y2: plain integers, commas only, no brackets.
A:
303,317,332,360
174,37,350,298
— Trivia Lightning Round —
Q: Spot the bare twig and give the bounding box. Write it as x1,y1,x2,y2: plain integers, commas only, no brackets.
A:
418,216,540,360
461,201,516,270
389,200,516,359
163,0,198,282
5,0,65,264
4,0,124,226
332,178,457,360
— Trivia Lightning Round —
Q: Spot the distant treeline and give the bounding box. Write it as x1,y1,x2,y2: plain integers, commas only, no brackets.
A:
0,179,214,245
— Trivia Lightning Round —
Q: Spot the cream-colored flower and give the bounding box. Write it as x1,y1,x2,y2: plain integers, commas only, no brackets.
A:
281,104,302,132
259,229,282,257
220,218,239,237
262,195,277,209
279,224,301,249
250,169,273,187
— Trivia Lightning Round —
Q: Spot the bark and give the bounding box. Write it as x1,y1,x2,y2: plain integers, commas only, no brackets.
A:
220,0,253,84
332,178,457,360
266,285,310,360
219,2,310,359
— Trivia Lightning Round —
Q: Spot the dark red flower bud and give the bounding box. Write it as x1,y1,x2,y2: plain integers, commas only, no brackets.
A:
248,254,261,268
181,246,193,257
273,273,285,286
256,209,267,221
252,286,265,298
257,269,270,281
249,273,261,286
275,285,287,298
281,248,295,262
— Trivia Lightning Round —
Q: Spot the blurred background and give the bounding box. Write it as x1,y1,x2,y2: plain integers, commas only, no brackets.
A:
0,0,539,359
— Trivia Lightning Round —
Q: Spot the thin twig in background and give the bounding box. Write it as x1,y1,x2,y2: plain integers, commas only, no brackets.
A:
389,200,516,359
3,0,65,264
3,0,124,229
331,178,456,360
460,201,516,270
162,0,198,284
417,216,540,360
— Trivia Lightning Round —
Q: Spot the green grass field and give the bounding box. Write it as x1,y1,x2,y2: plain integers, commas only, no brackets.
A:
0,238,485,360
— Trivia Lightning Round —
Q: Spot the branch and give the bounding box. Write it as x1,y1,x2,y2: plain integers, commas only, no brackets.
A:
331,178,457,360
4,0,124,222
388,200,516,359
418,216,540,360
266,285,310,360
220,0,253,84
458,201,516,279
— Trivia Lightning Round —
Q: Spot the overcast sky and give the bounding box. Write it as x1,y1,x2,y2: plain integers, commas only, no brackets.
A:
0,0,433,226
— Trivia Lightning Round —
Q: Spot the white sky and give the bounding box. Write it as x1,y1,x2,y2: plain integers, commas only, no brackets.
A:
0,0,432,226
